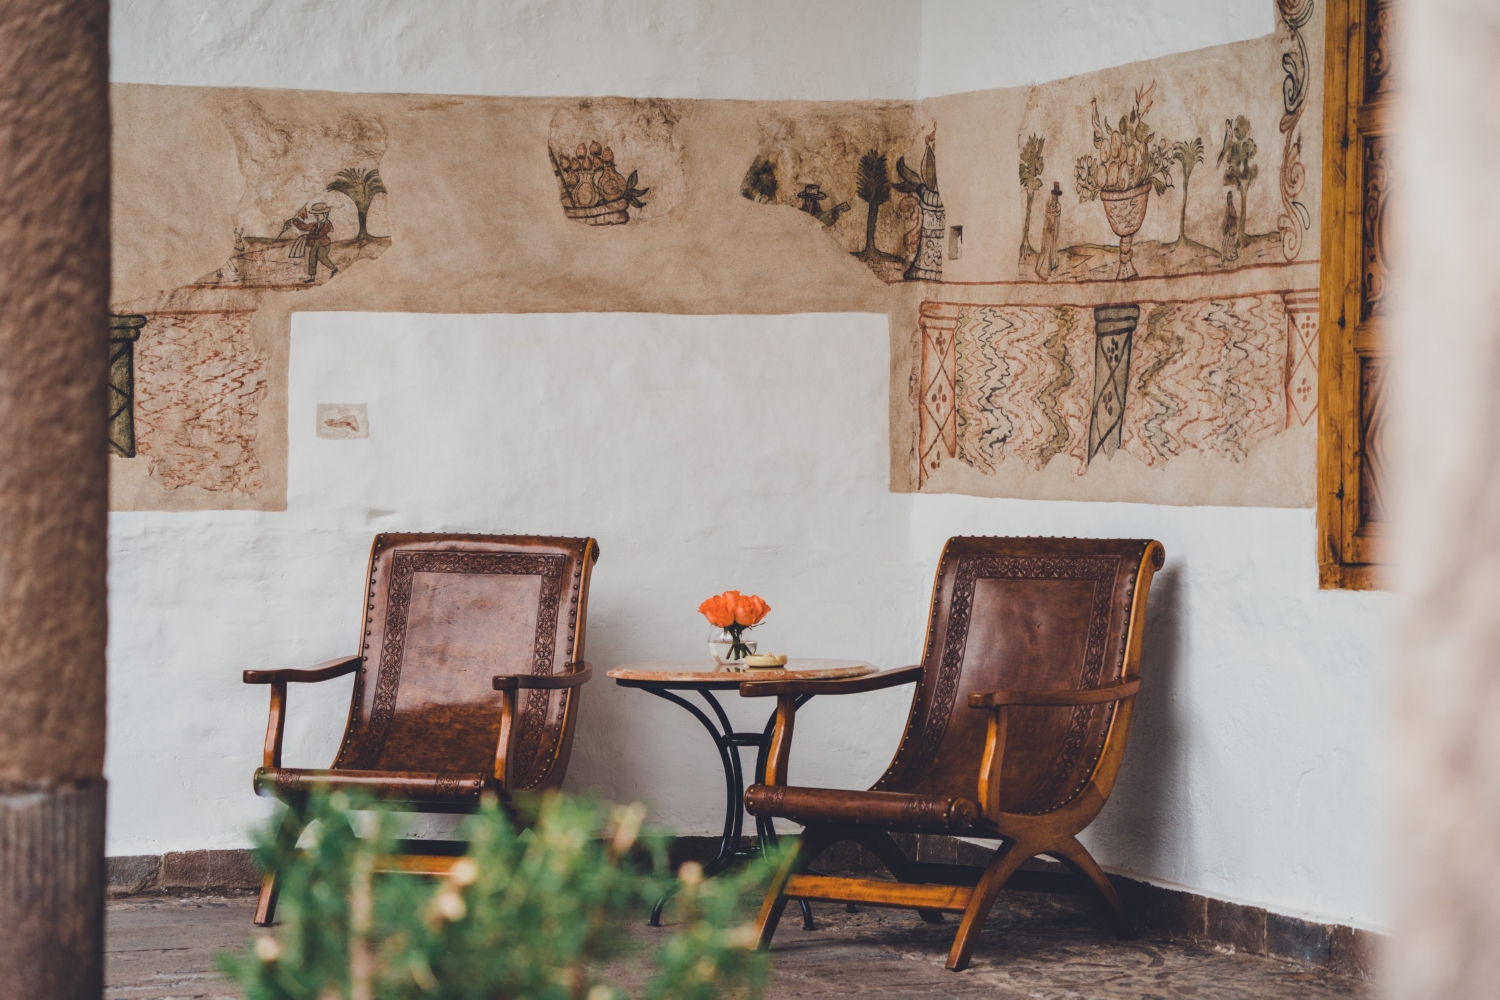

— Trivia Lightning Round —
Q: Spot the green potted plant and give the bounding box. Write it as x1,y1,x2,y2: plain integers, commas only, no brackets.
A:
221,791,770,1000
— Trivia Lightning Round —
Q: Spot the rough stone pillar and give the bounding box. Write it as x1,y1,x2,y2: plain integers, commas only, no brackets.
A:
0,2,111,998
1392,2,1500,997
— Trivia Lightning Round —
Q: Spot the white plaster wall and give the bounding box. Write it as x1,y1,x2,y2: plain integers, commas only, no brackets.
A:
111,0,1270,100
108,312,1389,930
110,0,923,100
917,1,1274,96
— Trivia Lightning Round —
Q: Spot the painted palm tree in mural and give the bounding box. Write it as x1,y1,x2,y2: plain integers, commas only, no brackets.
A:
326,167,387,241
1018,134,1045,261
1170,137,1204,252
1217,117,1258,250
851,149,904,265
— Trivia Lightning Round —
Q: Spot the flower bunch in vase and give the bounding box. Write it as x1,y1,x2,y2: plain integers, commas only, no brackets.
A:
699,591,771,666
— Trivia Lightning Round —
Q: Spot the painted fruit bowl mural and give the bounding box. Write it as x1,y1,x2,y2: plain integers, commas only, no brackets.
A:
1074,82,1173,278
550,139,649,226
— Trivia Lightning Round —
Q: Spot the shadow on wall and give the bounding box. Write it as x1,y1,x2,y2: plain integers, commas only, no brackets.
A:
1084,561,1188,876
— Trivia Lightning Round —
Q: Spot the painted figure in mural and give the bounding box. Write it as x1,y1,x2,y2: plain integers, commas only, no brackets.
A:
1035,181,1062,280
896,129,943,282
285,203,338,283
1221,191,1240,262
796,183,851,227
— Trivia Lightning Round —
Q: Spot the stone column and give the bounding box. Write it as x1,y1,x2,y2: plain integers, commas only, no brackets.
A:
0,2,111,998
1393,2,1500,997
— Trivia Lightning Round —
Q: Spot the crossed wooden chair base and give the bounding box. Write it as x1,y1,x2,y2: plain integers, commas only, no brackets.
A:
752,823,1135,971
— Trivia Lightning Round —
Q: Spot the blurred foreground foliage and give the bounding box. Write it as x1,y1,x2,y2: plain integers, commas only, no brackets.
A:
220,791,770,1000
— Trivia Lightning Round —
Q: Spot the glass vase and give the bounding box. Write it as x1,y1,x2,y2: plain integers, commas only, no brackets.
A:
708,628,757,668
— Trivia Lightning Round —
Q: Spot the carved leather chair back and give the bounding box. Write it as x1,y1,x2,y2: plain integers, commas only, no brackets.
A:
331,534,598,793
874,537,1155,817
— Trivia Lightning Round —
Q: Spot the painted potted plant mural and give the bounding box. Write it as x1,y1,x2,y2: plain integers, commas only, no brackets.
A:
1074,82,1173,279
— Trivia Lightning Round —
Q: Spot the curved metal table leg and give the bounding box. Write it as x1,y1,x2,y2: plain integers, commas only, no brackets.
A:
637,685,816,930
642,686,740,926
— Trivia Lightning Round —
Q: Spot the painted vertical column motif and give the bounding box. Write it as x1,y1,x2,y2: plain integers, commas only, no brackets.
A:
1283,290,1319,427
109,314,146,458
1088,305,1140,461
917,302,960,486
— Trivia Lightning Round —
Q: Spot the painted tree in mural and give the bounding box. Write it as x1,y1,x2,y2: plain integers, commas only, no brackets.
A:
1217,116,1258,249
1018,134,1045,261
325,167,387,241
1170,137,1204,251
852,149,904,265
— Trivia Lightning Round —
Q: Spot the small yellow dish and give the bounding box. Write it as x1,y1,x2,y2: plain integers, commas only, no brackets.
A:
743,653,788,669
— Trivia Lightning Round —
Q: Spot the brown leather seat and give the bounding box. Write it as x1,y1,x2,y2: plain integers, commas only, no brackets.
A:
740,536,1164,971
243,533,599,924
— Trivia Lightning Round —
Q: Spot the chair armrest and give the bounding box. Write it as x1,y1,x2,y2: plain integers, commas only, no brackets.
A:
966,679,1140,709
967,679,1140,821
245,656,363,770
491,664,591,793
492,663,592,691
738,664,922,698
244,655,364,685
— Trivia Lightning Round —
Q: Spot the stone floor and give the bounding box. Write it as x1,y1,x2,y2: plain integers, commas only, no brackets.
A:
107,891,1370,999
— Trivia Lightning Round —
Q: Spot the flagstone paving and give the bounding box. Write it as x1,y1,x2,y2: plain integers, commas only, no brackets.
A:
107,891,1370,999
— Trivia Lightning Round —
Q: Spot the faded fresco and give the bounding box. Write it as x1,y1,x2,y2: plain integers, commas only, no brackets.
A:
111,98,393,501
199,101,391,289
908,0,1323,506
107,2,1322,512
548,98,685,225
914,290,1320,486
1014,0,1317,283
739,108,941,284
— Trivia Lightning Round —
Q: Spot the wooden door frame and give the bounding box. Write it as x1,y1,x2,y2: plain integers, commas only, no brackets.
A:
1318,0,1388,590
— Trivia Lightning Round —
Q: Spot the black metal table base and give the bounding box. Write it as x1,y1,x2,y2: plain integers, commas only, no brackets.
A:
639,685,816,929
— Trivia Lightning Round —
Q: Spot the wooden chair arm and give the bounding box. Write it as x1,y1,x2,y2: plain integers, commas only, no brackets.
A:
492,662,593,691
491,664,591,793
243,655,364,685
966,679,1140,709
738,664,922,698
968,679,1141,820
246,656,364,770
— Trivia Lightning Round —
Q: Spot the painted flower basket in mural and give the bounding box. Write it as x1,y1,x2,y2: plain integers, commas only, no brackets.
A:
551,141,649,226
1074,82,1173,279
700,590,770,667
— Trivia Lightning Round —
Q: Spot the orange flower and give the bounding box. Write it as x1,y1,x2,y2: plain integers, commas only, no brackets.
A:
732,593,771,627
698,594,736,628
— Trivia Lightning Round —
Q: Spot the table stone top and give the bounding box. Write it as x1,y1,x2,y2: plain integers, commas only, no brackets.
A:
607,658,875,686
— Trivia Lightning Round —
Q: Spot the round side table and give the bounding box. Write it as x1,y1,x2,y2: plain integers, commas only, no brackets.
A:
608,658,874,926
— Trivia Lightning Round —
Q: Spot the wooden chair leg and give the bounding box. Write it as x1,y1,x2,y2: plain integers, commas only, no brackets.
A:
1049,836,1136,939
253,804,308,927
945,840,1034,971
753,827,833,951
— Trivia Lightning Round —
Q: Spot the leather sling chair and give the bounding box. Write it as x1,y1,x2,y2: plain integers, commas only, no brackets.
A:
740,536,1164,971
244,533,599,925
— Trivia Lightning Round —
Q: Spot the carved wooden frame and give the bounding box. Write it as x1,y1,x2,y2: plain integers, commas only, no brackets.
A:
1318,0,1391,590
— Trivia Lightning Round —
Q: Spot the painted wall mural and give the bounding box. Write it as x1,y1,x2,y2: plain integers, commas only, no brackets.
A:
548,99,684,226
914,290,1320,487
106,4,1322,512
738,109,940,284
